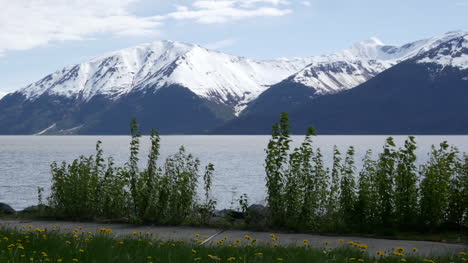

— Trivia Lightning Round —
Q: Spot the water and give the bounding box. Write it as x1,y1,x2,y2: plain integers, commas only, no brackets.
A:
1,135,467,210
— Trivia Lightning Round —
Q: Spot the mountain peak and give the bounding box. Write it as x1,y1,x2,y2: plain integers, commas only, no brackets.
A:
359,37,385,46
416,33,468,70
16,39,314,114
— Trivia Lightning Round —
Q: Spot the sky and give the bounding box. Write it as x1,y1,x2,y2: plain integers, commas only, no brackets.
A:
0,0,467,96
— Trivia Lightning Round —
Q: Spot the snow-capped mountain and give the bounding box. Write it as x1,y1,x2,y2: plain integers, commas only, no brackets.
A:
0,31,467,135
18,40,314,115
12,31,467,114
216,31,468,134
288,59,389,95
416,34,468,70
237,32,468,121
287,31,468,94
331,30,467,62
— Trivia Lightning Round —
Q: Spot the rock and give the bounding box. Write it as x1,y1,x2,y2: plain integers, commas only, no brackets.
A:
21,205,49,214
0,203,15,215
247,204,267,214
213,209,245,220
245,204,268,227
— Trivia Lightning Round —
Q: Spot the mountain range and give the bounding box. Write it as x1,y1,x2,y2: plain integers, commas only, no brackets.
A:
0,31,466,134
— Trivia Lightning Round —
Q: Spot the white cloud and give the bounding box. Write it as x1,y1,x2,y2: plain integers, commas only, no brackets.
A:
0,0,296,54
301,1,311,7
205,38,238,49
0,0,163,53
166,0,292,24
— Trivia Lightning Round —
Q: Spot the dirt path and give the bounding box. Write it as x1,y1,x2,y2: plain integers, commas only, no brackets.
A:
1,219,466,256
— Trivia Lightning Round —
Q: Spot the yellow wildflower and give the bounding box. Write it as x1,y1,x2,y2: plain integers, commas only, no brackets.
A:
377,251,385,256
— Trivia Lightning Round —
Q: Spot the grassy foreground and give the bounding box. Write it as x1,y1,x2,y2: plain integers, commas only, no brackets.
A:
0,226,466,263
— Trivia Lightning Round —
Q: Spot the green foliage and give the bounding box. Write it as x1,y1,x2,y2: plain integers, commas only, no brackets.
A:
323,146,342,232
355,150,377,232
394,136,418,229
45,113,467,234
339,146,356,229
264,113,467,234
198,163,216,225
265,113,330,230
265,112,291,227
375,137,397,228
3,227,462,263
420,142,459,229
47,119,215,225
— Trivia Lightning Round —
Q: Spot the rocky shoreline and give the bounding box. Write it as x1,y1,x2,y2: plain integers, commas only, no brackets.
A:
0,202,268,223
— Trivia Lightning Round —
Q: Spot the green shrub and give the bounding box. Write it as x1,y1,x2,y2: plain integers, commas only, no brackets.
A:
264,113,467,233
47,119,215,225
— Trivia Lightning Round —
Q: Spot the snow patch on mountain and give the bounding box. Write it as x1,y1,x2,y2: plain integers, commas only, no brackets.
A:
417,34,468,70
35,123,56,135
291,59,391,94
334,31,467,62
132,45,314,109
20,41,196,100
13,31,468,116
18,41,313,113
289,31,468,94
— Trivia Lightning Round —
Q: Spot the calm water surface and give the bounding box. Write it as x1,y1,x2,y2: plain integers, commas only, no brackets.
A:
1,135,467,210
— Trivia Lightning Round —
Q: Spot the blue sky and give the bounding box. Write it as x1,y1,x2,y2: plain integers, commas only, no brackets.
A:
0,0,467,95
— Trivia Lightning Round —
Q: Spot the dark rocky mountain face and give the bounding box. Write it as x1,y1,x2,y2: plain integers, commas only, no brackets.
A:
289,62,468,134
79,85,233,135
213,35,468,135
211,81,318,135
214,61,468,135
0,93,78,135
0,85,233,135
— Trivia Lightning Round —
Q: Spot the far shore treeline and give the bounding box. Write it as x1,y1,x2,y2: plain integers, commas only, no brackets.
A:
36,113,468,234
